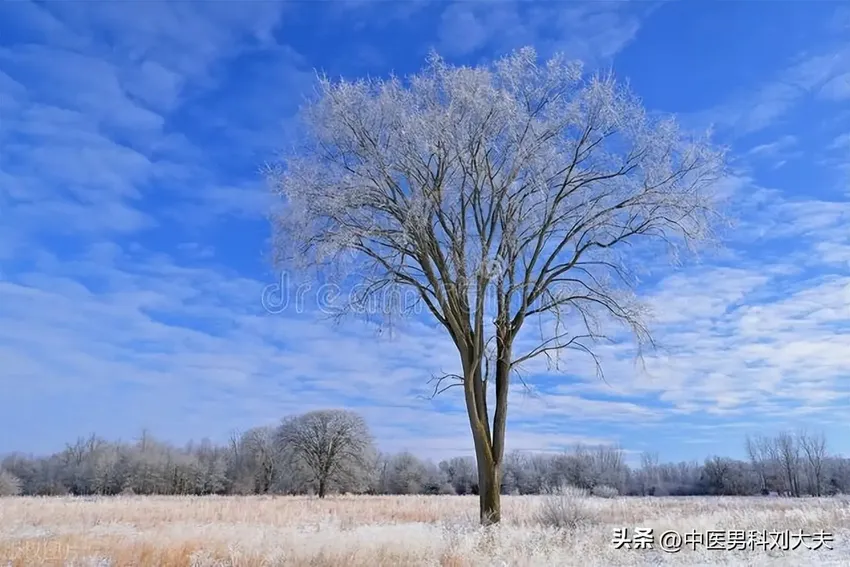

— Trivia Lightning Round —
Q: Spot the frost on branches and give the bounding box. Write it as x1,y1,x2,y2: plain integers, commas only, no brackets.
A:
267,46,727,525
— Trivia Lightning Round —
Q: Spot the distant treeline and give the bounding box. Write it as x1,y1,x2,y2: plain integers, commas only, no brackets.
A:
0,410,846,498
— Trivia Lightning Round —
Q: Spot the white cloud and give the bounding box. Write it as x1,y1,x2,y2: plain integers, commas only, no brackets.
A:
691,46,850,136
435,1,651,63
559,264,850,420
0,243,626,456
0,2,307,245
830,133,850,151
819,71,850,101
746,135,802,169
748,135,798,157
5,182,850,458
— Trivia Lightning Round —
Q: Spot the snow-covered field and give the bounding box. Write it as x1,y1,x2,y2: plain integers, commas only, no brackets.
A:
1,494,849,566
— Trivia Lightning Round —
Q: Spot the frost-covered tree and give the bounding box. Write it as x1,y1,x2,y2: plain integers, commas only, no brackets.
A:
268,47,726,524
798,429,828,497
241,426,281,494
277,409,375,497
385,452,438,494
0,468,22,496
439,456,477,495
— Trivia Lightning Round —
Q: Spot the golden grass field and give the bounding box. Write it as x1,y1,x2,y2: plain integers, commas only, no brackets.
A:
1,494,849,566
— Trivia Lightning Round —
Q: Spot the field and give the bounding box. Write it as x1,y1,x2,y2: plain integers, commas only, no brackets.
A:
1,494,849,566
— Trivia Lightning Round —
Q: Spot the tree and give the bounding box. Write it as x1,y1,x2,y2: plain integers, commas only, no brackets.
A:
700,456,758,495
0,468,22,496
223,430,255,495
385,452,433,494
773,432,802,497
636,451,661,495
439,456,477,495
798,429,828,497
745,434,773,494
277,409,375,497
586,444,627,492
242,426,281,494
268,47,726,523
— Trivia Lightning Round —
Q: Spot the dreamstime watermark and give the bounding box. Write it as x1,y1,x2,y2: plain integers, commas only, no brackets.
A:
261,272,425,316
261,269,521,316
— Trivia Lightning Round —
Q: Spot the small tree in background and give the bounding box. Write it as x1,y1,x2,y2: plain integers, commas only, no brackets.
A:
0,468,22,496
277,409,375,497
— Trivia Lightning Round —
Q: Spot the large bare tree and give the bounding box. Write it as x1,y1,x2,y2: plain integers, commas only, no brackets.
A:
277,409,375,498
268,47,726,523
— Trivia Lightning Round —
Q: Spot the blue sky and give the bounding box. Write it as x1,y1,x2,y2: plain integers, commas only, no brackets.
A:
1,1,849,464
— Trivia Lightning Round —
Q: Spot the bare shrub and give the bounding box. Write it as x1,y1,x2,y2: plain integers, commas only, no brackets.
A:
0,469,22,496
591,484,619,499
536,484,595,529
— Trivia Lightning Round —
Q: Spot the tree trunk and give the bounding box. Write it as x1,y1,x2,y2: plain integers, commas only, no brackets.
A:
464,352,510,525
477,453,501,525
318,477,326,498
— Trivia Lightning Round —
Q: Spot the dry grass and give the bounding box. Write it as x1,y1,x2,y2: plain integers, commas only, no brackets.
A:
1,494,849,566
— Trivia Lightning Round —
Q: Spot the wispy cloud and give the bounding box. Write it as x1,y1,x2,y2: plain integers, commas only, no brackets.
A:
746,135,801,168
435,1,656,62
693,47,850,136
819,71,850,101
0,1,303,246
